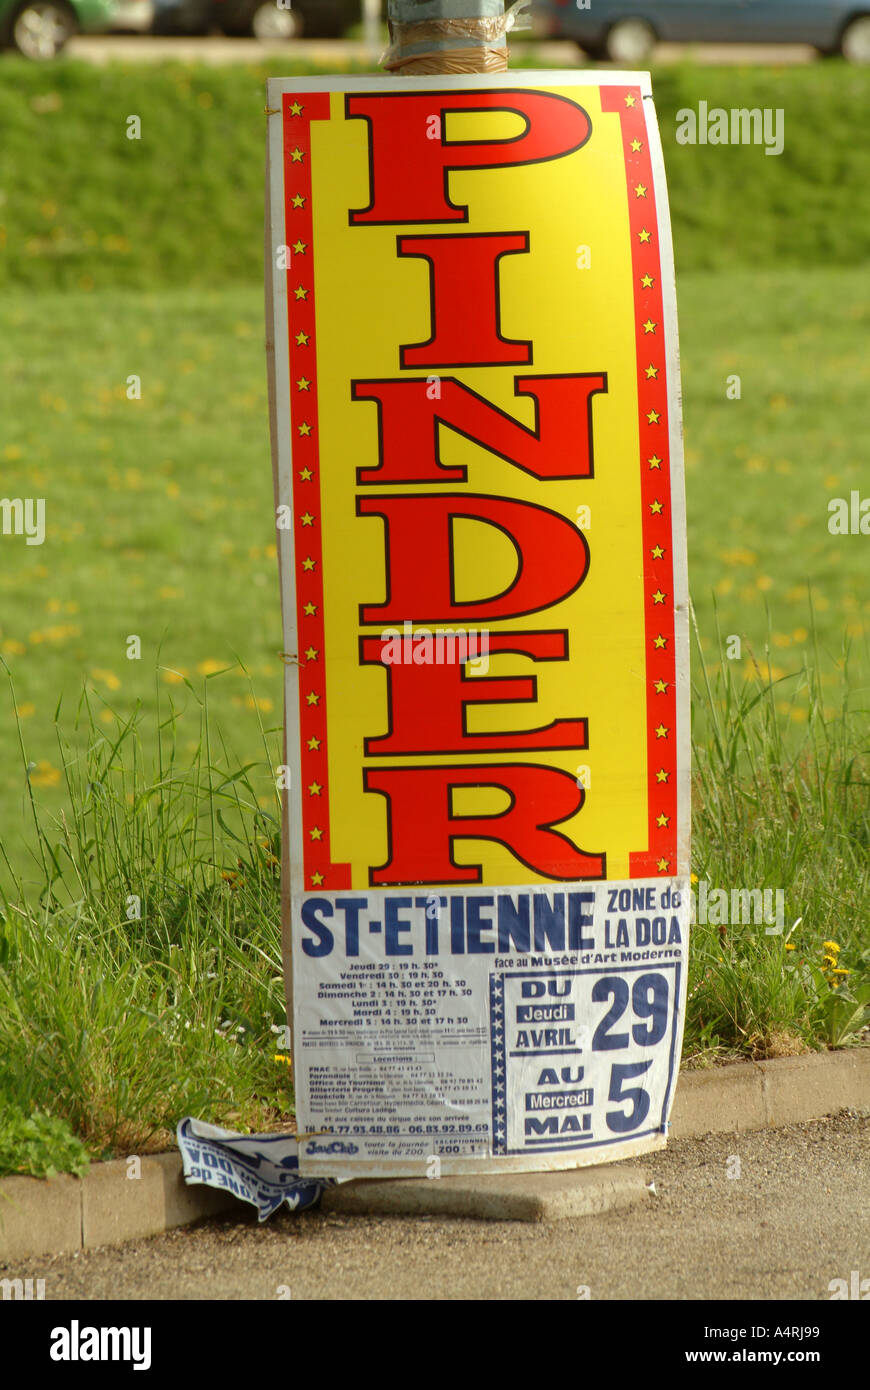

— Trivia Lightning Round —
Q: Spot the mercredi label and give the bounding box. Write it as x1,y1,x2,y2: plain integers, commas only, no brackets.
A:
267,72,689,900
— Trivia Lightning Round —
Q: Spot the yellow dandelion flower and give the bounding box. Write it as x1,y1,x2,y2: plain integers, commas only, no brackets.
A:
29,760,61,787
90,668,121,691
822,941,840,952
832,968,850,976
784,943,796,951
197,659,225,676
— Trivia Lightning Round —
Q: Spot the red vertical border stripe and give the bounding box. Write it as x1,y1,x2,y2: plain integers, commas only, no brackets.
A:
282,92,351,890
601,85,678,878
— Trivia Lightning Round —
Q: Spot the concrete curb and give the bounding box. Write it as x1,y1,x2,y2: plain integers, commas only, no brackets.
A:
0,1154,236,1264
2,1050,868,1259
669,1048,870,1139
321,1163,649,1222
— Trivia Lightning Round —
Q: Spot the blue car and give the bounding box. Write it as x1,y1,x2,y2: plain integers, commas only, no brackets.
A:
536,1,870,63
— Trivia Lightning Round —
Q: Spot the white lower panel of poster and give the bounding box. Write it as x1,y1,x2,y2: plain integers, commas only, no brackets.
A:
293,879,689,1178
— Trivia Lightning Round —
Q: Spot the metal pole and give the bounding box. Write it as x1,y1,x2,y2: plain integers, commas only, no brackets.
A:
385,0,510,74
362,0,382,63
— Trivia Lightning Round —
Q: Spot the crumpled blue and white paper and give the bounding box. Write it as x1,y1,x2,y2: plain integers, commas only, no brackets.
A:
177,1117,338,1221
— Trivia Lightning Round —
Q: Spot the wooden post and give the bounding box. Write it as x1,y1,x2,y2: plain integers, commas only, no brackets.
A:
385,0,511,74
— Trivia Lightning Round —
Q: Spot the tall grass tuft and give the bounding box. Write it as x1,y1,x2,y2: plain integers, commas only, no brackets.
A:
687,601,870,1061
0,664,292,1166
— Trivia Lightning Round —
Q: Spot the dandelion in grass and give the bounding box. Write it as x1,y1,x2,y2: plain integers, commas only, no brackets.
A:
28,760,61,787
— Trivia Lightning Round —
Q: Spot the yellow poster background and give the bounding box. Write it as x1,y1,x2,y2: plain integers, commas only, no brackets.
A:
310,85,647,887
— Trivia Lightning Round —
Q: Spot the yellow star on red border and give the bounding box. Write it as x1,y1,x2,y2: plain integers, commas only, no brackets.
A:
305,690,320,705
310,871,323,885
288,101,304,116
302,556,316,571
655,724,669,739
307,781,322,796
630,138,643,152
634,183,648,198
298,467,313,481
295,331,310,346
297,422,311,437
648,455,662,470
303,602,317,616
641,273,655,289
300,512,315,526
304,646,318,661
309,825,322,839
649,499,663,515
656,813,670,828
290,147,305,163
307,736,321,751
654,678,668,693
652,589,667,605
294,285,308,301
651,545,665,560
655,768,669,783
625,93,636,107
642,319,657,334
653,634,667,649
292,240,307,255
646,409,661,425
291,194,306,209
638,228,651,243
656,858,669,873
645,364,659,379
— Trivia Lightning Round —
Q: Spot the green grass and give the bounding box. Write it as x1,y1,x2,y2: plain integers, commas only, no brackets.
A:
686,618,870,1061
0,284,281,875
680,265,870,736
0,679,292,1168
0,59,868,291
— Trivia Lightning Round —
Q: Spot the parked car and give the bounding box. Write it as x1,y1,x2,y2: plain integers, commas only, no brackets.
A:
1,0,151,58
152,0,358,39
536,0,870,63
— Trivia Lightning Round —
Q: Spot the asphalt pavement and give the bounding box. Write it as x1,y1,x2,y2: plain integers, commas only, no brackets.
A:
6,1110,868,1300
